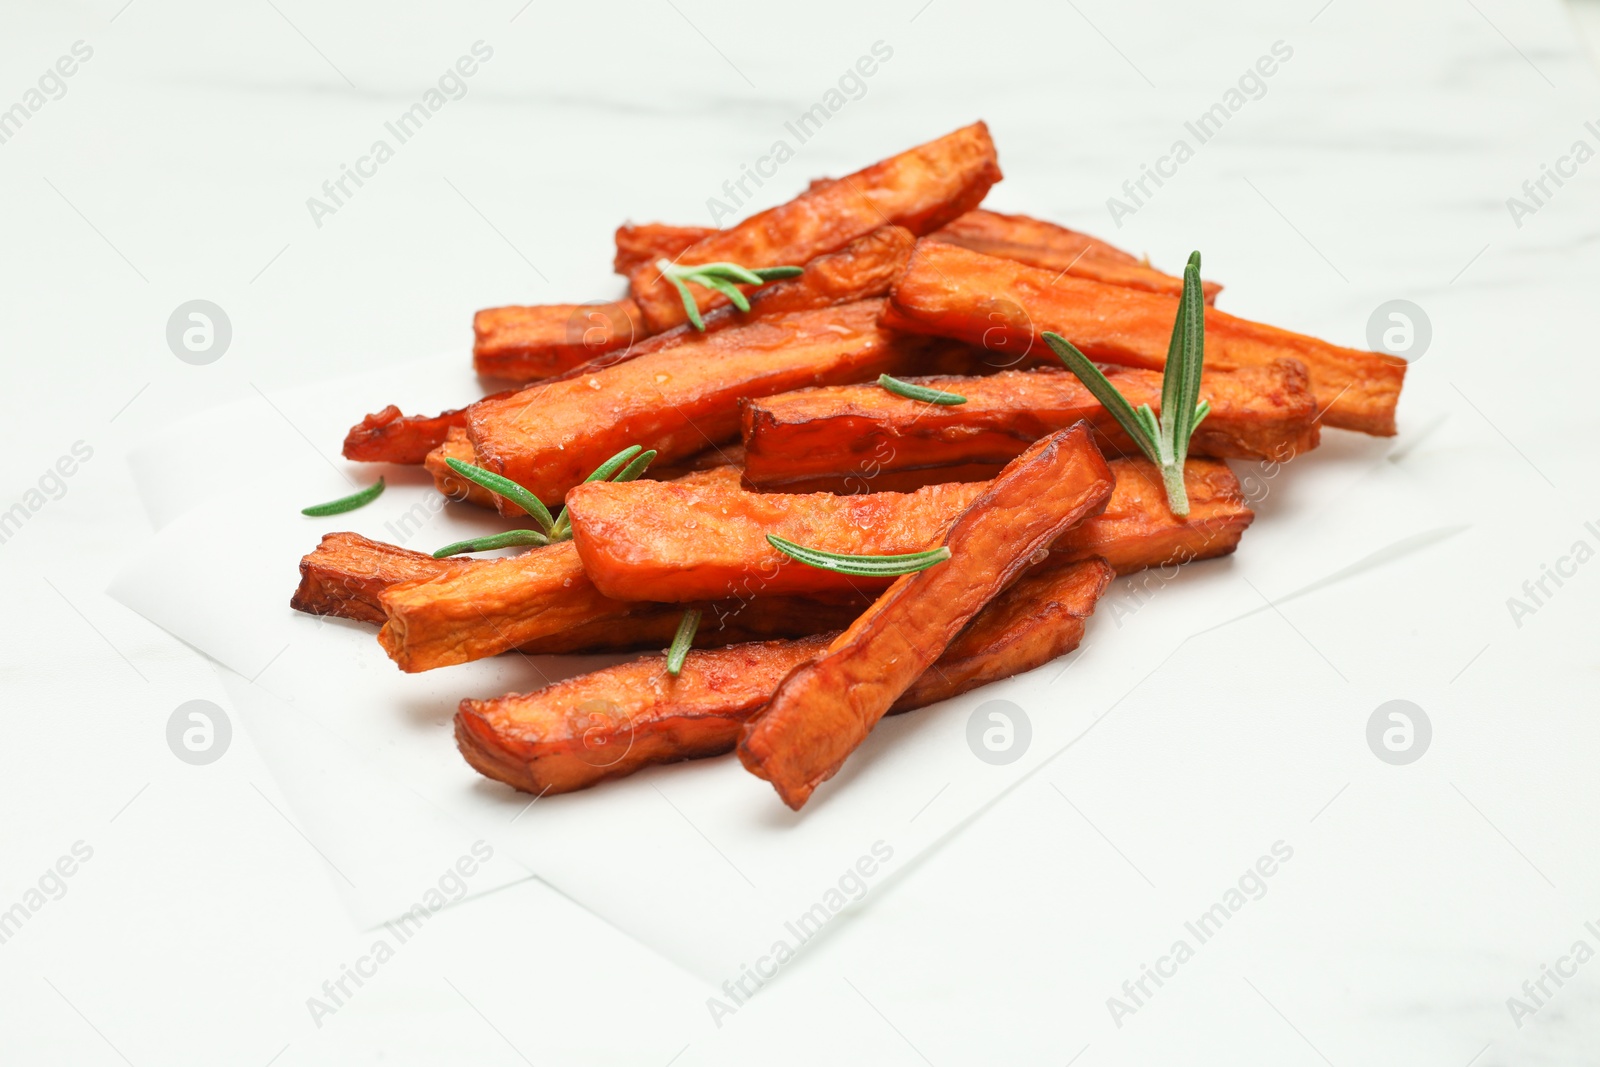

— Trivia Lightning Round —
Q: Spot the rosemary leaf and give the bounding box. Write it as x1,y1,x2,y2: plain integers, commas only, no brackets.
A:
878,374,967,406
613,449,658,483
766,534,952,577
1045,250,1209,517
666,609,701,676
550,445,659,540
1042,333,1162,467
432,530,550,558
444,458,555,535
700,275,752,313
301,477,385,516
583,445,644,485
695,261,765,286
654,258,804,331
665,272,706,330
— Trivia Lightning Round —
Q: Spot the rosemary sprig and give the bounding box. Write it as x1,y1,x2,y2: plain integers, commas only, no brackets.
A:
655,258,804,330
302,477,385,516
445,458,557,534
766,534,951,577
432,530,550,559
665,609,701,676
613,450,657,483
548,445,657,540
437,446,657,555
1043,250,1209,516
878,374,967,406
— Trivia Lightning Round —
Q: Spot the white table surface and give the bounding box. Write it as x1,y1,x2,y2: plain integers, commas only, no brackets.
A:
4,0,1600,1062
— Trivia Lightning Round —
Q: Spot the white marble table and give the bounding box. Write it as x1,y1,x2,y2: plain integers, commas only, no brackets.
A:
2,0,1599,1062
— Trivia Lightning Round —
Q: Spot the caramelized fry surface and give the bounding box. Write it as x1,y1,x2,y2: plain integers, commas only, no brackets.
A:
291,533,468,625
738,425,1115,808
884,241,1405,435
361,457,1245,671
456,559,1111,795
570,475,987,601
931,209,1222,303
1051,458,1251,574
570,455,1251,603
376,541,628,673
353,228,922,473
628,123,1001,330
613,223,717,276
466,300,949,511
423,427,497,507
293,528,862,653
342,403,476,466
473,300,643,382
556,225,924,385
741,361,1318,490
516,597,867,655
375,470,744,671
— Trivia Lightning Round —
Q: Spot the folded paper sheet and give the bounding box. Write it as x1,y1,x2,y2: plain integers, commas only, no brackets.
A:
110,354,1451,982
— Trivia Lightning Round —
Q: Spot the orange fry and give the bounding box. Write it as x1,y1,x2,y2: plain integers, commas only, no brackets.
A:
883,240,1406,435
930,209,1222,303
456,559,1112,795
465,299,963,512
738,425,1115,808
740,360,1318,491
628,123,1002,331
568,455,1250,603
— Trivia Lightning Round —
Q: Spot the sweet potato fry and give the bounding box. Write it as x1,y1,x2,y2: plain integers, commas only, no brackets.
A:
291,533,469,625
424,427,748,511
423,427,497,507
648,441,745,479
514,597,866,655
883,241,1406,435
568,454,1249,602
472,300,643,382
628,123,1002,331
740,360,1318,490
557,225,923,379
569,474,986,602
353,228,922,471
343,390,527,466
342,405,467,466
902,559,1112,704
377,541,628,672
466,299,961,513
455,559,1112,795
613,223,716,276
370,469,738,671
293,525,863,653
738,425,1115,808
1052,458,1248,574
378,456,1245,670
930,209,1222,303
459,636,828,793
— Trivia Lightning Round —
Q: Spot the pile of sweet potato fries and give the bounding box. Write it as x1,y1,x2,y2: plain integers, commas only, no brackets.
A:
294,122,1406,810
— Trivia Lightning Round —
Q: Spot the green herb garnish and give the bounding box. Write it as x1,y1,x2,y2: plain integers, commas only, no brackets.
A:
766,534,952,577
437,446,656,555
548,445,657,540
878,374,967,406
655,259,804,330
665,609,701,676
445,458,556,533
302,477,385,516
1044,250,1209,516
432,530,550,559
612,449,657,483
